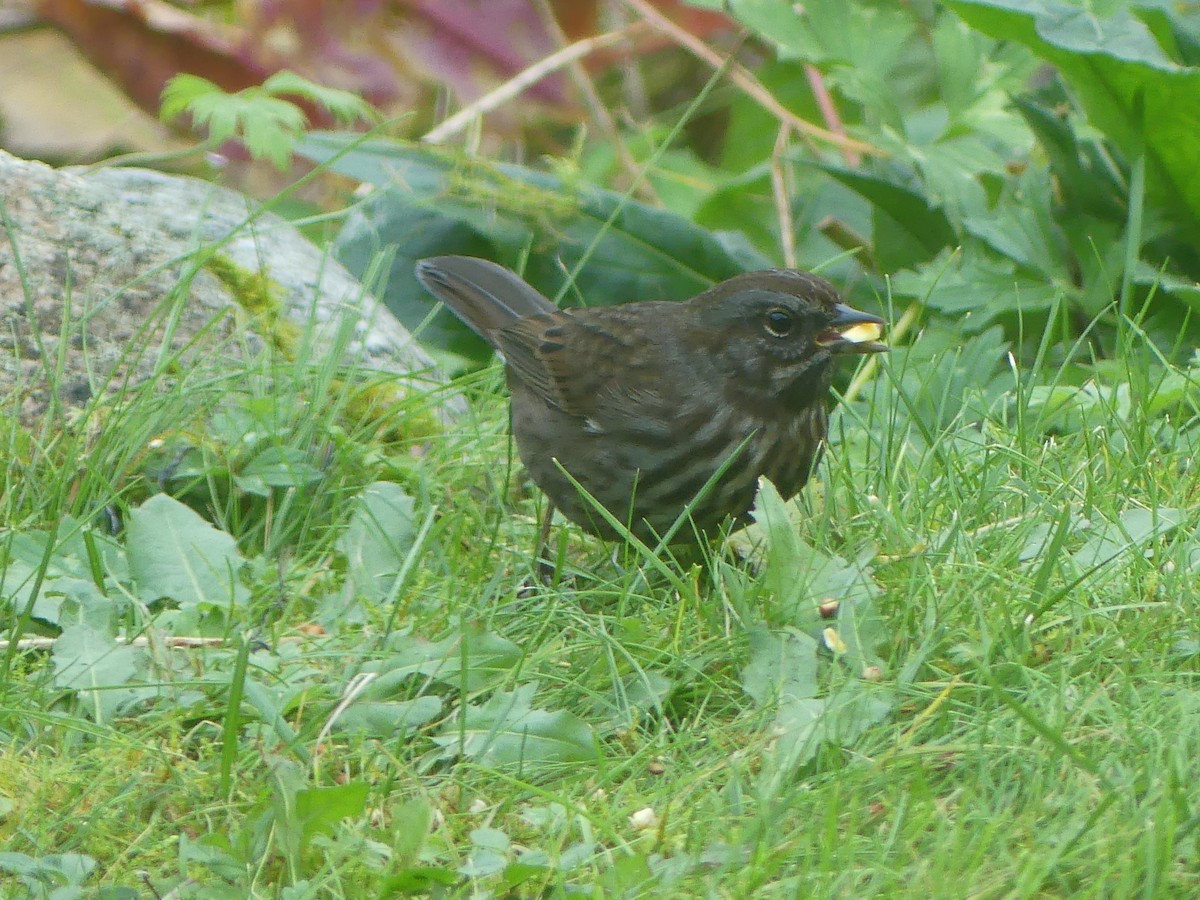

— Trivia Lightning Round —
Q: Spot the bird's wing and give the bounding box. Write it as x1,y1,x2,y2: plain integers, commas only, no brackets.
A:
491,315,573,411
494,310,685,437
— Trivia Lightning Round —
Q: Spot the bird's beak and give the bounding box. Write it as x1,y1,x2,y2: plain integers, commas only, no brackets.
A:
816,303,888,354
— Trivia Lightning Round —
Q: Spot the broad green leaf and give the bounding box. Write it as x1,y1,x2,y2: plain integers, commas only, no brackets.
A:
332,696,443,738
127,494,248,609
334,201,498,363
5,570,113,631
2,517,127,585
1010,94,1126,222
338,482,417,603
738,479,883,627
1018,514,1088,563
51,625,140,690
294,135,768,356
0,852,97,891
1024,383,1119,433
379,867,460,894
460,827,512,878
769,683,894,775
595,670,675,730
743,629,893,777
295,782,370,849
947,0,1200,239
751,477,805,613
742,627,819,706
816,164,956,271
0,559,57,623
234,446,324,497
432,683,599,770
366,626,521,692
1071,506,1183,573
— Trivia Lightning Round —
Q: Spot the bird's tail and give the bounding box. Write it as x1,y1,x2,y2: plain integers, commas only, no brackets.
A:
415,256,557,347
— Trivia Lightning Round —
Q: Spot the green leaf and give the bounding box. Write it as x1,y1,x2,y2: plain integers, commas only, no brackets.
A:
337,482,416,603
737,479,883,627
742,629,893,777
962,179,1066,278
161,73,313,170
127,494,249,609
234,446,324,497
863,324,1011,438
1011,93,1127,222
816,164,956,271
1024,383,1118,433
1071,506,1183,573
379,866,460,894
946,0,1200,240
770,683,894,775
392,799,433,866
51,625,141,692
332,696,443,738
159,74,222,122
433,684,599,770
333,202,499,363
889,248,1060,315
295,782,370,850
0,852,97,891
742,627,819,706
366,626,521,692
1,559,58,624
294,135,769,356
262,70,377,125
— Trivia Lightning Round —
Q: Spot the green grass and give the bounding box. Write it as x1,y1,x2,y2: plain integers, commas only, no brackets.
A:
2,290,1199,898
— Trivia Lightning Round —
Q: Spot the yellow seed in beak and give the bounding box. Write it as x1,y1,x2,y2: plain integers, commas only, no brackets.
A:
840,321,884,344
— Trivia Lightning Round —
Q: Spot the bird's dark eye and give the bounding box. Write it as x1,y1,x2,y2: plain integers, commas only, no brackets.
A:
764,307,794,337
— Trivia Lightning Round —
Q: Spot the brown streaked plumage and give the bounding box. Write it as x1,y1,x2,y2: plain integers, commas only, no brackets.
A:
416,255,886,544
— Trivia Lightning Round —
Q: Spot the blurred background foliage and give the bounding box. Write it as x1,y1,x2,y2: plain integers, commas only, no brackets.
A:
4,0,1200,423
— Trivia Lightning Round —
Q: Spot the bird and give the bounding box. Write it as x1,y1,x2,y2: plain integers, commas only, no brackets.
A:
416,255,886,549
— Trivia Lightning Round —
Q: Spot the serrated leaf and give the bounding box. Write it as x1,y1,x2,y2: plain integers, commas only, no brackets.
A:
432,684,599,770
262,70,377,125
161,73,310,169
159,73,222,122
127,494,248,609
742,627,819,706
737,479,882,628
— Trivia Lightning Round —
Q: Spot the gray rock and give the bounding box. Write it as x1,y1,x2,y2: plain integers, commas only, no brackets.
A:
0,149,450,427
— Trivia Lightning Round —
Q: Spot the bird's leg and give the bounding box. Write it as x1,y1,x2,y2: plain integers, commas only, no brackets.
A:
535,501,557,584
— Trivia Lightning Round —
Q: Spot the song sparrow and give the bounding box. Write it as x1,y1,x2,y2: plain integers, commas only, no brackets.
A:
416,256,886,544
